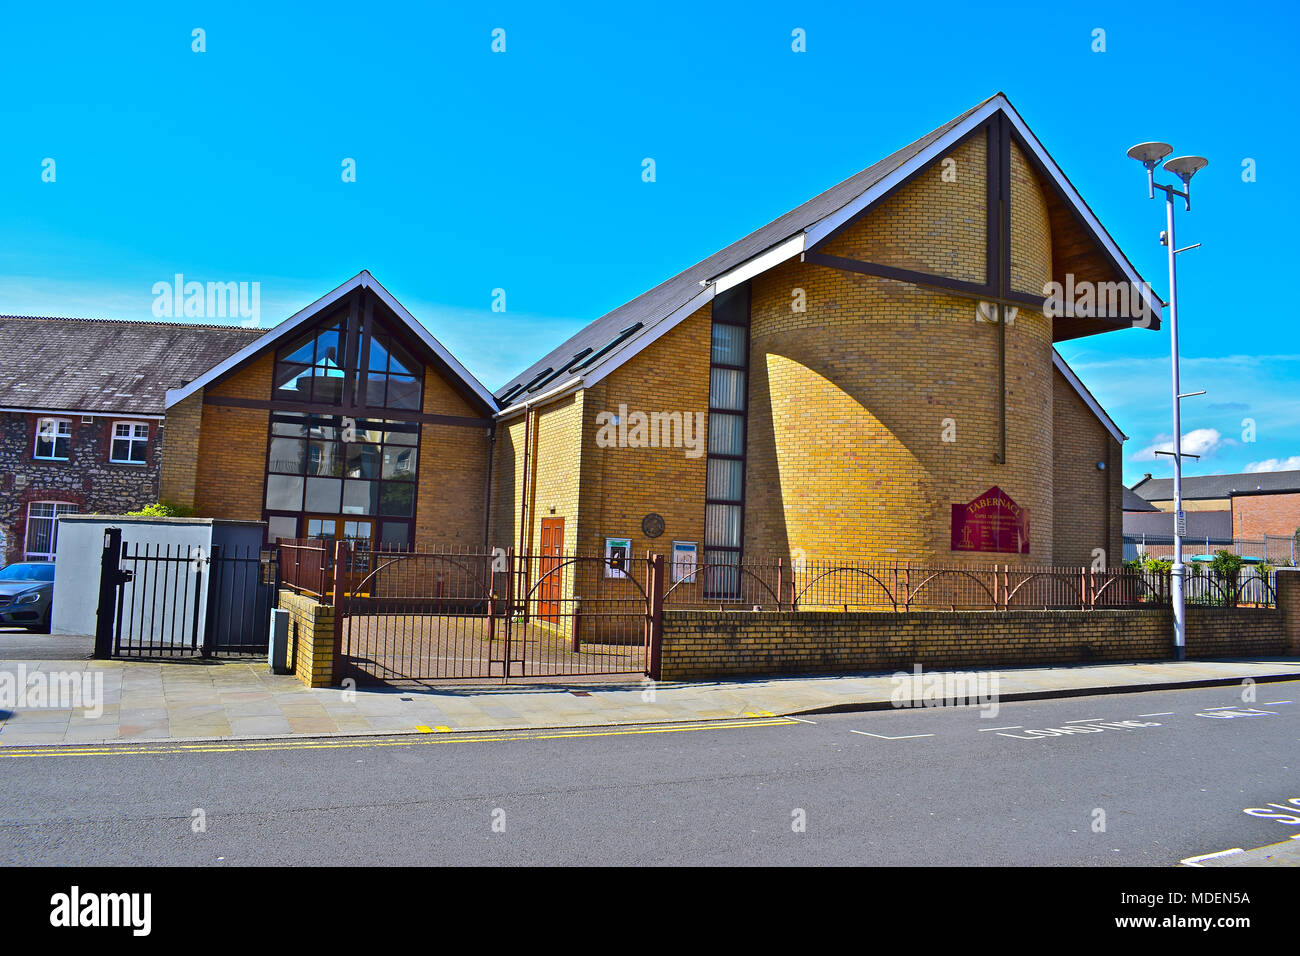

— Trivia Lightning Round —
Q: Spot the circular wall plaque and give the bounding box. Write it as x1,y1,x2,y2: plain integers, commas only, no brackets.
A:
641,513,665,538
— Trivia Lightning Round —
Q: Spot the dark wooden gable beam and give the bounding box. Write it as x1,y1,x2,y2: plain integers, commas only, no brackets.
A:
1007,123,1161,330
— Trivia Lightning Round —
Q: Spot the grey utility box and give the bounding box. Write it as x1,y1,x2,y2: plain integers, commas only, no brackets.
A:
268,608,291,674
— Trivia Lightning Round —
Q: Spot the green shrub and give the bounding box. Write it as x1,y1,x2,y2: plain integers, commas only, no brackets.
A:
1142,555,1172,574
1209,549,1244,581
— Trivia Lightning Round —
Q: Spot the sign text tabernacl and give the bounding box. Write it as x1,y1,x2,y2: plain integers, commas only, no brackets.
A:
951,485,1030,554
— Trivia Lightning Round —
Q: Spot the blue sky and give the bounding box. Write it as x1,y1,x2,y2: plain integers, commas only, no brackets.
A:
2,0,1296,486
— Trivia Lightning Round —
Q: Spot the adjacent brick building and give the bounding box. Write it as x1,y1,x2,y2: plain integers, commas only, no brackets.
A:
1129,469,1300,552
0,316,259,565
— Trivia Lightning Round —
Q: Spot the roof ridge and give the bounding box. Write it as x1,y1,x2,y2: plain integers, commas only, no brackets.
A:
493,95,1004,406
0,314,264,332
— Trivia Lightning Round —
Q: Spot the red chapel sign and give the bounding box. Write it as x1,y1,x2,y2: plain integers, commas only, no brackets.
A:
950,486,1030,554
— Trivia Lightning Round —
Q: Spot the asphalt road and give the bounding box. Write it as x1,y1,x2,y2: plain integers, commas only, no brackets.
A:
1,681,1297,866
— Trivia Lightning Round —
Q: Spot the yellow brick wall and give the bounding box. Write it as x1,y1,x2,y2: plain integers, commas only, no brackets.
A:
1011,140,1054,293
487,394,586,633
746,138,1055,566
1052,367,1122,568
278,588,336,687
414,367,491,549
821,133,987,283
194,354,272,521
490,394,584,556
577,306,713,560
486,307,712,635
159,390,203,509
573,307,712,623
659,606,1287,680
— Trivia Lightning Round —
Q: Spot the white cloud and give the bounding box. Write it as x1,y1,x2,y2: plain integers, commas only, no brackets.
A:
1244,456,1300,473
1132,428,1224,462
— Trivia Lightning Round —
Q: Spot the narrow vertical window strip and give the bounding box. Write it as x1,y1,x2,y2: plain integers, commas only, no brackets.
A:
703,285,750,598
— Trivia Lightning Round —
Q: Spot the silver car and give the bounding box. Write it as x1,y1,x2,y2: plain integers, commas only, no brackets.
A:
0,562,55,632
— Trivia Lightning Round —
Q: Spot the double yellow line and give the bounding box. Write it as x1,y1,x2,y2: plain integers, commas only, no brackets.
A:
0,716,798,759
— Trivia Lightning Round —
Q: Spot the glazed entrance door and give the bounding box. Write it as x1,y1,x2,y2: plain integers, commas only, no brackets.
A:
304,515,373,546
304,515,374,593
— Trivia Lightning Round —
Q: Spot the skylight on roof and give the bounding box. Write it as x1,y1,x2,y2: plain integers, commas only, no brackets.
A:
575,323,643,372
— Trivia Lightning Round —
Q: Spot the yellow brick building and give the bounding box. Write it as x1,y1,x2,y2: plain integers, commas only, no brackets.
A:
160,94,1154,597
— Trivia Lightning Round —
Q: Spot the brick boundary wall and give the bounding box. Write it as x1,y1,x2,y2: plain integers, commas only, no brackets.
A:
274,571,1300,687
277,589,335,687
1278,568,1300,655
659,604,1292,682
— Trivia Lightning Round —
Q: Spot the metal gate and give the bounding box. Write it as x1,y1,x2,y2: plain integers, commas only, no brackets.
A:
335,545,658,684
97,530,278,658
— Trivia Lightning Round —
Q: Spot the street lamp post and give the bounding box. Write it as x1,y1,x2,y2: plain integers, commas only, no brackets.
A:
1126,143,1208,661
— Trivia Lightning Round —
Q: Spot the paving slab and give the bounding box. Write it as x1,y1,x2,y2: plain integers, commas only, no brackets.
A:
0,655,1297,748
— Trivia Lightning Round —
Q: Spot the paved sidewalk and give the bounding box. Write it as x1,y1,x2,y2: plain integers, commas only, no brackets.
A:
1,656,1297,748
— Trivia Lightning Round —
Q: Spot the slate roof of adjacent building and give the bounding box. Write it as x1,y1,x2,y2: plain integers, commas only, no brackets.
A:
1130,470,1300,501
1122,486,1159,512
0,315,263,415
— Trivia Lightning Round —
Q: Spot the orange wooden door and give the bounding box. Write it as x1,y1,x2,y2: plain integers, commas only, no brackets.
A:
539,518,564,624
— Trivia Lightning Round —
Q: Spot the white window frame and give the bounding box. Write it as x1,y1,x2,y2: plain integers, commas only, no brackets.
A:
33,417,71,461
110,420,150,465
24,501,79,561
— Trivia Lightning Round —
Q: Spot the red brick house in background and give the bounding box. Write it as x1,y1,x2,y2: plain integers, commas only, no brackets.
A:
0,316,259,564
1128,469,1300,560
1231,485,1300,541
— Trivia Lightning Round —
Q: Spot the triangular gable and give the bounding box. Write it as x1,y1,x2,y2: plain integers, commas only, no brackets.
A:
800,95,1163,320
1053,350,1126,444
495,93,1161,416
164,271,496,413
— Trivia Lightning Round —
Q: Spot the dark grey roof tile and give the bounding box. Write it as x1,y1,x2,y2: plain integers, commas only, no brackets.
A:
0,316,263,415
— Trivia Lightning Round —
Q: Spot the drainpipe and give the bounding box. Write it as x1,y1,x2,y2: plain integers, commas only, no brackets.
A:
517,404,532,559
482,424,495,549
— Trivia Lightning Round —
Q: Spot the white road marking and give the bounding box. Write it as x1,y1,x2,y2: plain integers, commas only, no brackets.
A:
1180,848,1244,867
1065,718,1103,723
1262,700,1293,706
785,716,817,724
849,730,935,740
1138,712,1174,717
978,725,1022,732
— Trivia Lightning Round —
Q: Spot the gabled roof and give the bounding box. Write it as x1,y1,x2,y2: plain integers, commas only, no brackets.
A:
1131,470,1300,501
0,315,262,415
164,271,497,414
1053,351,1126,444
494,92,1162,415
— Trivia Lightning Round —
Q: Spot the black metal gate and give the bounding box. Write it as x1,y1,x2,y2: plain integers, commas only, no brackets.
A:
97,529,278,658
334,545,659,684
